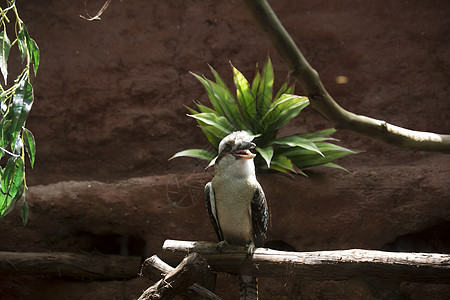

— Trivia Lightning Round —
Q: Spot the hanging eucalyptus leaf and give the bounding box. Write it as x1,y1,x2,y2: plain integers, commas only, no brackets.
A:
0,1,39,223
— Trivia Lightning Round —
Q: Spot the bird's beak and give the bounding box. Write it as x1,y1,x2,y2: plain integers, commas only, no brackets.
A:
205,156,217,169
232,142,256,160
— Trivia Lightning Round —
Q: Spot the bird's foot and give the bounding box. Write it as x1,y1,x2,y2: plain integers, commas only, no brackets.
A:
246,241,256,257
216,240,228,252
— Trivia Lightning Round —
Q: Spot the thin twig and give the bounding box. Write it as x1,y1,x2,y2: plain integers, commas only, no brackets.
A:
0,146,20,158
80,0,111,21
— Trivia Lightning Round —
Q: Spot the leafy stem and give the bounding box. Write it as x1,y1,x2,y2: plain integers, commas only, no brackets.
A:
0,0,39,225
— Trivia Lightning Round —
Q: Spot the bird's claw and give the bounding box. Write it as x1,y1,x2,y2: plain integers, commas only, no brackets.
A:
216,240,228,252
246,242,256,257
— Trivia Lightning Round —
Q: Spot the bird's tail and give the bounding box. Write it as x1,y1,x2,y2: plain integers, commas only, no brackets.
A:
239,275,258,300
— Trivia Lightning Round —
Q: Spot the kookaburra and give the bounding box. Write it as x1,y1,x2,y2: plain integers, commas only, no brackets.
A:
205,131,269,300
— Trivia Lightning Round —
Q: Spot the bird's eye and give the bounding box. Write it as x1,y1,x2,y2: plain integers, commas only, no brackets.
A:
223,143,232,152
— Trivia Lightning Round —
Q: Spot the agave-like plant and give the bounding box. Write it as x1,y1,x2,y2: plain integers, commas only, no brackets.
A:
171,58,357,175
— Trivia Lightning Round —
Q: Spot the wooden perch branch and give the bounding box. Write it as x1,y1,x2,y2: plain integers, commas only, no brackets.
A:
242,0,450,153
140,255,222,300
0,251,141,280
162,240,450,284
138,253,213,300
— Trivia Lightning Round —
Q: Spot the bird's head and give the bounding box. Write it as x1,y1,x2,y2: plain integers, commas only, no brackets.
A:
207,131,257,174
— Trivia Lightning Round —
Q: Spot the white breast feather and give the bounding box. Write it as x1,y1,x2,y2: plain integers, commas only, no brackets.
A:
212,160,259,245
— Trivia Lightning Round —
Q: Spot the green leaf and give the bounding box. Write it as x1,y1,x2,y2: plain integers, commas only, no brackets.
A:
185,107,222,147
232,63,256,122
2,158,16,195
2,180,24,217
296,130,339,143
207,66,248,128
0,157,24,218
13,158,25,183
316,142,356,153
190,72,225,116
200,124,230,140
11,79,33,141
266,163,291,174
200,125,228,146
263,95,309,130
0,30,11,85
322,162,349,172
208,65,229,91
285,83,295,95
1,116,12,147
273,81,288,102
273,105,309,130
29,38,40,76
191,72,247,129
282,142,356,157
290,148,356,169
256,57,273,116
269,155,307,176
169,149,216,162
187,113,234,135
193,101,217,114
263,94,308,122
273,135,324,156
22,199,29,226
319,128,337,136
251,70,261,96
18,23,40,75
270,155,296,173
17,27,27,63
256,145,273,168
23,128,36,168
185,105,199,115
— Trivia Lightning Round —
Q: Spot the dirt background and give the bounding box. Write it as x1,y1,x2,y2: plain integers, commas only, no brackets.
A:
1,0,449,299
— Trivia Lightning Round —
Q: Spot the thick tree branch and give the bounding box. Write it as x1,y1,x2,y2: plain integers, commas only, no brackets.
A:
162,240,450,284
0,251,141,280
138,253,211,300
140,255,222,300
242,0,450,153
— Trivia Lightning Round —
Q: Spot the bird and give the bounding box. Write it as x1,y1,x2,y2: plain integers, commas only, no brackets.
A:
204,131,269,300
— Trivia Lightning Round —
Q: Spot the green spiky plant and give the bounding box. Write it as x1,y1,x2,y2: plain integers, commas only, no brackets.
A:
171,58,357,175
0,1,39,224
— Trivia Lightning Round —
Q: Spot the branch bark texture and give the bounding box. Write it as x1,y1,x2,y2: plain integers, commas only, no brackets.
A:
140,255,222,300
242,0,450,153
138,253,211,300
162,240,450,284
0,251,141,280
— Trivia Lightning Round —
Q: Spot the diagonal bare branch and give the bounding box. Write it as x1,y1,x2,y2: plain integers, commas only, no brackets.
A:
241,0,450,153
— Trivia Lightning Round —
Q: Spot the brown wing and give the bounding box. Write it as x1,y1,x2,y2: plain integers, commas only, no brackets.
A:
204,182,223,241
